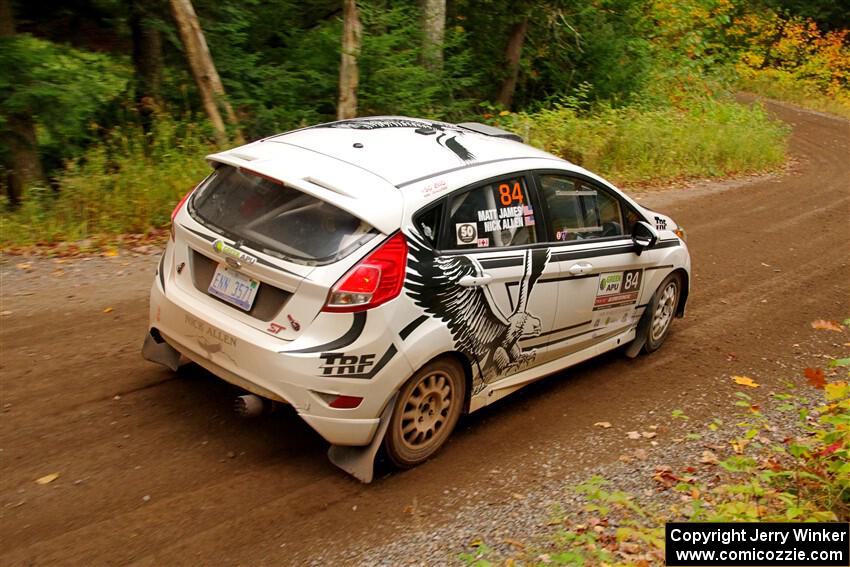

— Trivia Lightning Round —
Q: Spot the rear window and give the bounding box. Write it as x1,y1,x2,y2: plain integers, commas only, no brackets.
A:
190,165,377,264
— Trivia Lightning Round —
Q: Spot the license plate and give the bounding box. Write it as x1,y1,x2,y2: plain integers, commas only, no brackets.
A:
208,265,259,311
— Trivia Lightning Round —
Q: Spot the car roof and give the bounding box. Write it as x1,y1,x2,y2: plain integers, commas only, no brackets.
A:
259,116,561,187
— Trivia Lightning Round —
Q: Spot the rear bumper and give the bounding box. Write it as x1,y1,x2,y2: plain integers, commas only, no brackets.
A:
144,278,411,446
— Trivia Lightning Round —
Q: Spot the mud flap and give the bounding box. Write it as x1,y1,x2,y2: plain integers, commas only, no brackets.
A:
327,393,397,483
625,299,653,359
141,332,181,371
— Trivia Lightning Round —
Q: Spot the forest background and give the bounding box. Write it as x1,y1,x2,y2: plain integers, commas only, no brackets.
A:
0,0,848,249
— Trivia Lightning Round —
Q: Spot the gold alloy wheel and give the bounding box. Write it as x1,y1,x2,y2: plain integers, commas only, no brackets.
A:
384,357,465,468
400,371,452,449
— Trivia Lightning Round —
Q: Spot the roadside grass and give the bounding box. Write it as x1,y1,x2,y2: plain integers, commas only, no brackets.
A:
737,67,850,120
460,334,850,566
0,116,216,249
497,95,790,187
1,97,789,250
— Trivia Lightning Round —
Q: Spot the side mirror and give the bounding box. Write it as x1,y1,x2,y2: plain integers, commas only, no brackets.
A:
632,221,658,256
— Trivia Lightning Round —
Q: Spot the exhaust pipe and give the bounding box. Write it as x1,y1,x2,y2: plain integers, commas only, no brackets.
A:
234,394,266,418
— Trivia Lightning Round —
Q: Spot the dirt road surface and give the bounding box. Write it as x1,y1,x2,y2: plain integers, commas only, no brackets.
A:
1,99,848,566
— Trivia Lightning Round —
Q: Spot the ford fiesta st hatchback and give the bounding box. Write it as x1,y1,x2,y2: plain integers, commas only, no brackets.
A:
143,117,691,481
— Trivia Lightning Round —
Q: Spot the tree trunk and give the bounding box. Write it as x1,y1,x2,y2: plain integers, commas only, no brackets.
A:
0,0,44,208
420,0,445,71
337,0,362,120
496,17,528,108
130,0,163,139
168,0,240,145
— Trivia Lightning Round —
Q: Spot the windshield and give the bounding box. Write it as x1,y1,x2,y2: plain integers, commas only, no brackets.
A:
190,165,378,265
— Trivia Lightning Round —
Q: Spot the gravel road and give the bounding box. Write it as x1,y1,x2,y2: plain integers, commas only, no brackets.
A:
1,97,848,566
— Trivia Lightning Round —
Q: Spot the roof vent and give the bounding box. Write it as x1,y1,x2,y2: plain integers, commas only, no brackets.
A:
457,122,523,143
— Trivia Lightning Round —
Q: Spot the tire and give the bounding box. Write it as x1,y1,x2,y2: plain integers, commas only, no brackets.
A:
643,272,681,353
384,357,466,468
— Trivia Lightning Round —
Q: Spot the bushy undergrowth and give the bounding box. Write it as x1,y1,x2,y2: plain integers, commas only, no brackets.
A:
497,96,789,186
0,117,215,246
0,94,790,248
738,67,850,120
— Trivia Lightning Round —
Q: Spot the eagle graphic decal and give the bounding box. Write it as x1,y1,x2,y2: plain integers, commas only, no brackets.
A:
406,233,550,393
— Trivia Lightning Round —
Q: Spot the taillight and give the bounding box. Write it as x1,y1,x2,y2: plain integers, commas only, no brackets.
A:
170,189,194,241
322,232,408,312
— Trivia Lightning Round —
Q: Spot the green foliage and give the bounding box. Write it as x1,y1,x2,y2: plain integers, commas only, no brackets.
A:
357,4,479,119
495,94,789,186
1,115,215,245
0,34,130,169
198,0,341,137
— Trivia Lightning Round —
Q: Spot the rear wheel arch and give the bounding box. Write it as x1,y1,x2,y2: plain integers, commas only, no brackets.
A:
383,353,468,468
407,351,474,413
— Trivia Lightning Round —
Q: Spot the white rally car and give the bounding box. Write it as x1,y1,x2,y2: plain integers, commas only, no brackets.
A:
143,117,690,481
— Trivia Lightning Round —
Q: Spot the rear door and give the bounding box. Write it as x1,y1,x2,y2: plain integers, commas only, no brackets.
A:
434,173,560,385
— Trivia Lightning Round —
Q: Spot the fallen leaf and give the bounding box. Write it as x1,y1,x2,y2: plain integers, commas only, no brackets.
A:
653,467,680,488
731,438,749,454
627,431,641,440
35,473,60,485
732,375,759,388
700,450,719,465
641,431,657,439
811,319,843,332
804,368,826,389
504,538,525,549
594,421,612,428
103,249,119,258
633,449,648,460
726,352,738,362
103,307,113,314
16,263,32,270
621,542,640,554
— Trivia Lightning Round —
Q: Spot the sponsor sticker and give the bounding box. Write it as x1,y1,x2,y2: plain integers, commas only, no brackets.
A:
594,269,643,310
213,240,257,266
477,237,490,248
456,222,478,245
319,352,376,376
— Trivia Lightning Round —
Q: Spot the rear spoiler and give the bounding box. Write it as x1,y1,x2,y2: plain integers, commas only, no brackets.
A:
457,122,523,143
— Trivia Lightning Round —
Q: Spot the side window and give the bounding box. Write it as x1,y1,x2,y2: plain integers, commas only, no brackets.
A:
538,175,626,242
413,203,443,246
445,176,537,250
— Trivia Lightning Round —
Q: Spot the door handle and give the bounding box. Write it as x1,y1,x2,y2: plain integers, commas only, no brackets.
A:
459,274,493,287
568,262,593,276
